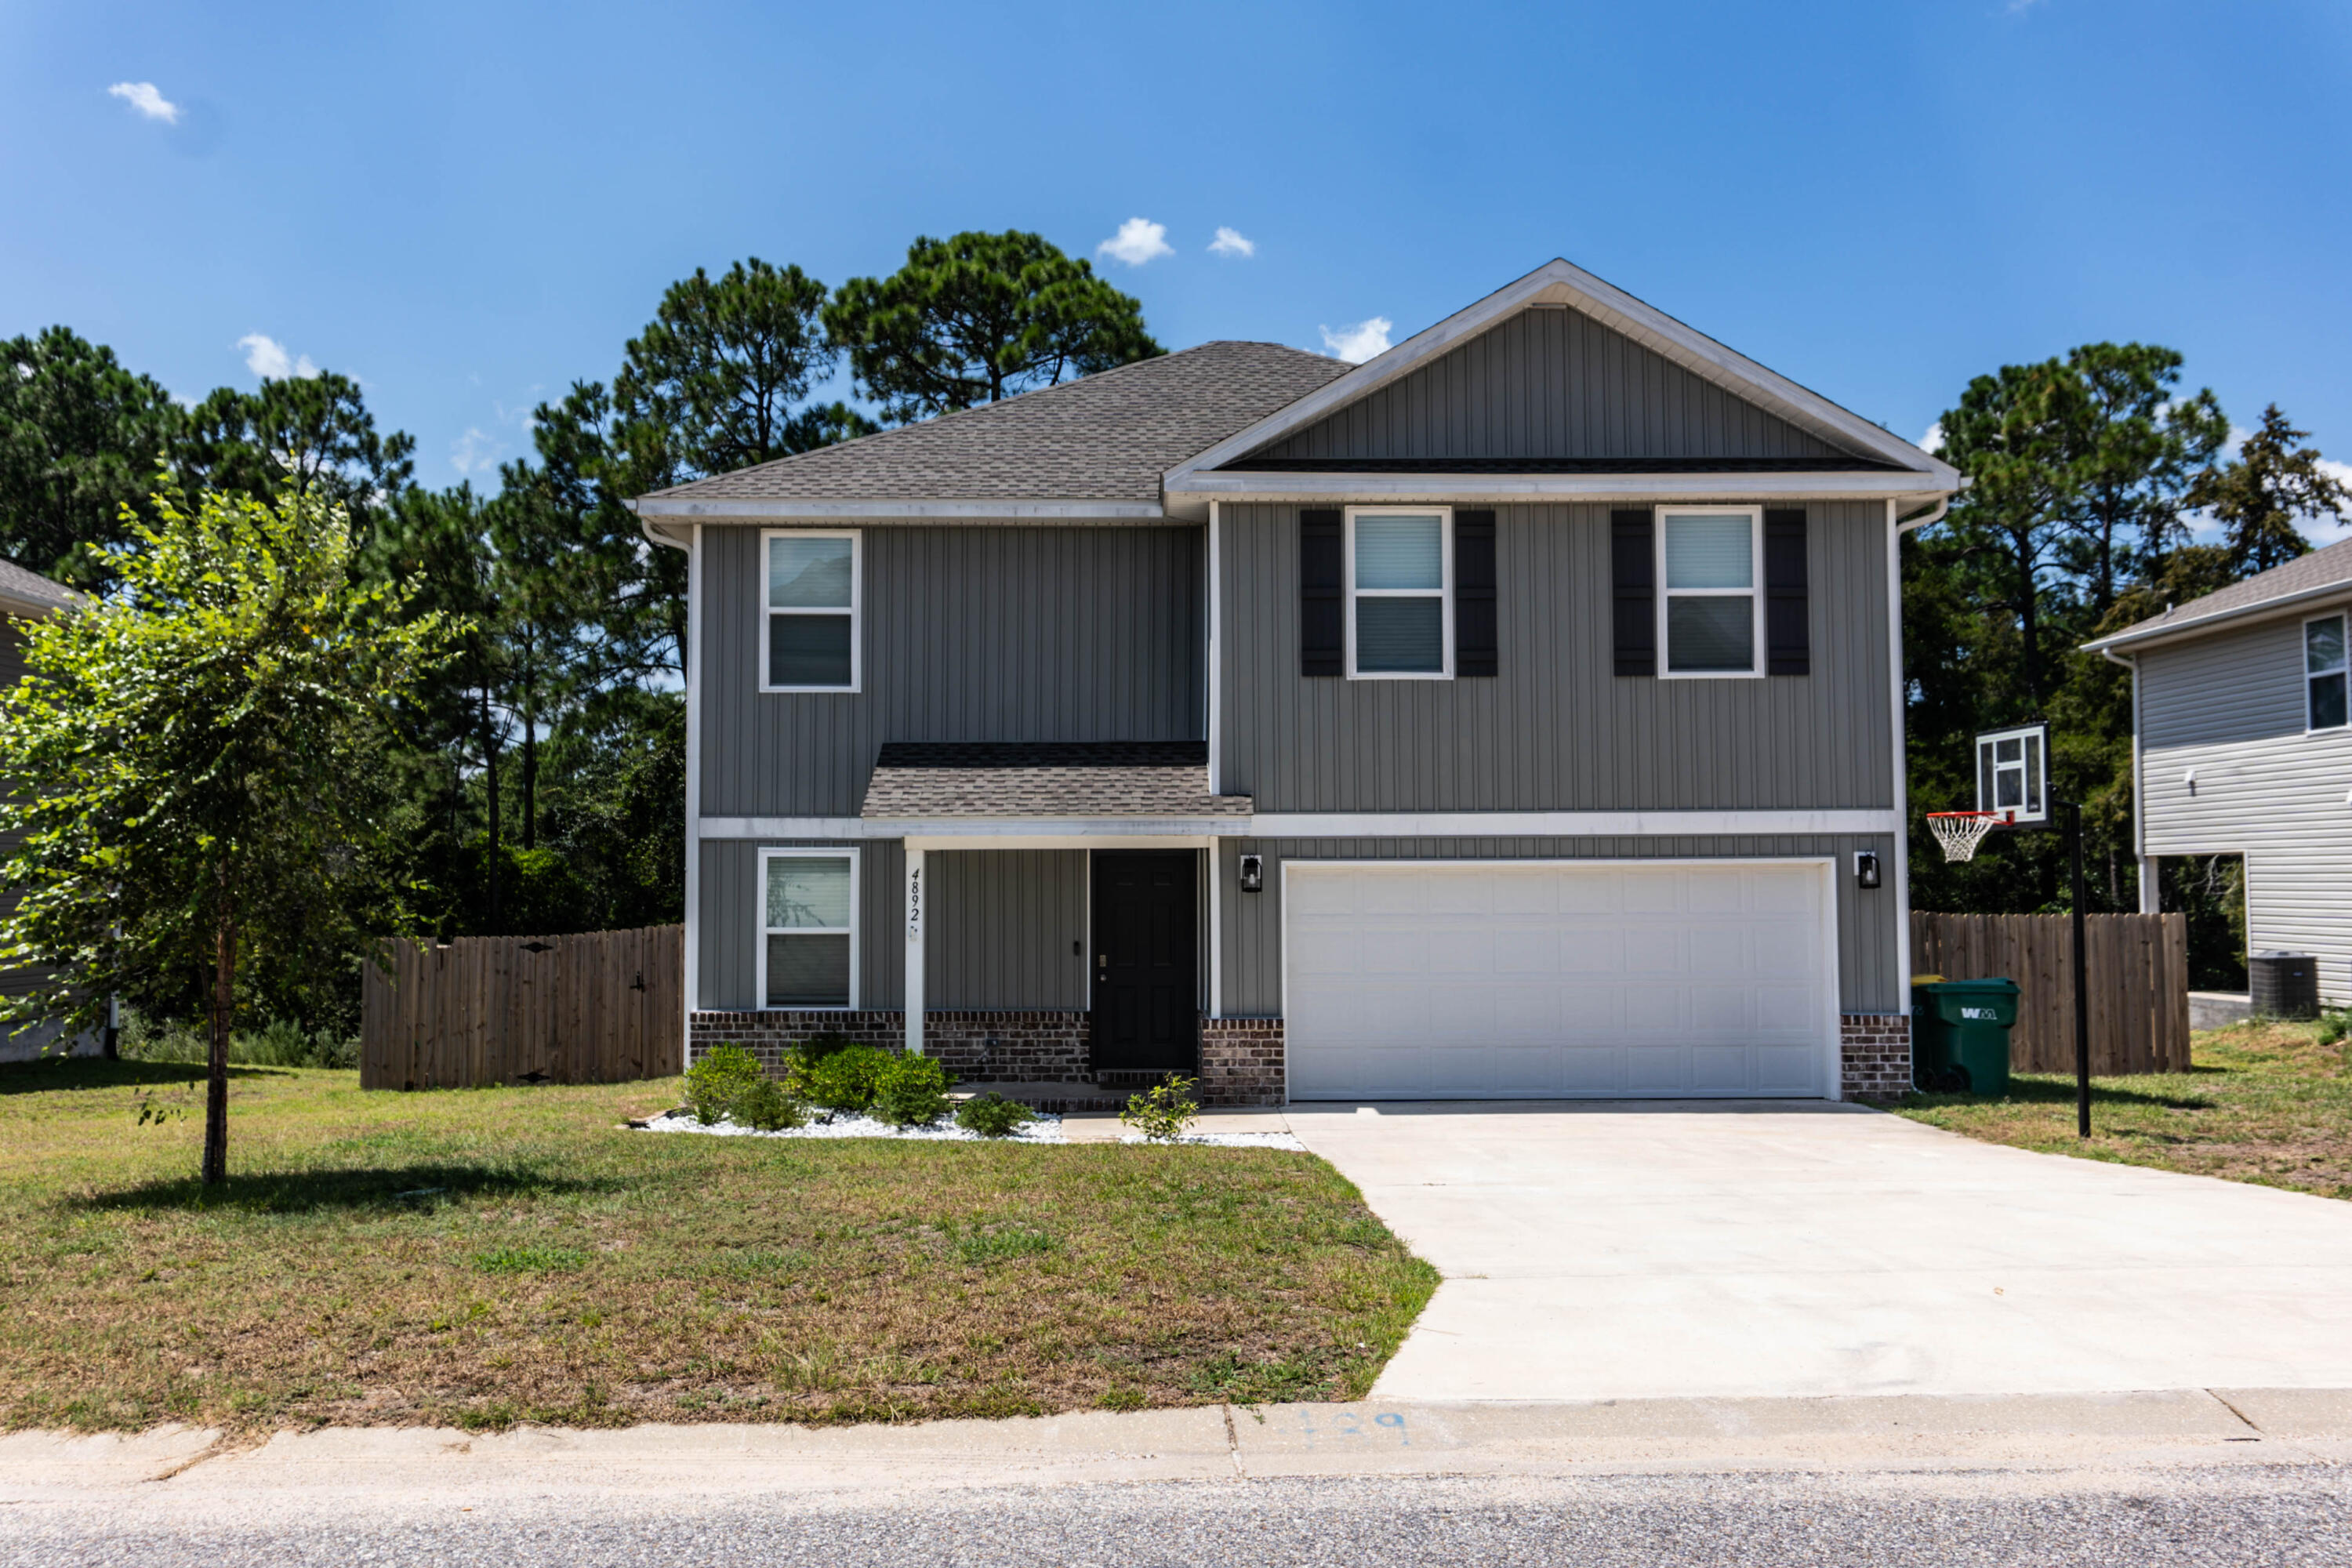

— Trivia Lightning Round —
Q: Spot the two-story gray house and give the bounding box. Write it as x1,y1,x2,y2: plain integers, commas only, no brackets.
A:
2088,537,2352,1005
630,260,1959,1103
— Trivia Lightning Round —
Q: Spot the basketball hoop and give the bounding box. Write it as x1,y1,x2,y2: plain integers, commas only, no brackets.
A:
1927,810,2003,863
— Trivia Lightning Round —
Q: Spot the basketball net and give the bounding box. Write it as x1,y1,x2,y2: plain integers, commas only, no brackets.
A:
1926,811,2001,863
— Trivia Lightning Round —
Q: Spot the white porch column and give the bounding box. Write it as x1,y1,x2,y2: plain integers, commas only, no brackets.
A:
2139,855,2161,915
903,846,926,1055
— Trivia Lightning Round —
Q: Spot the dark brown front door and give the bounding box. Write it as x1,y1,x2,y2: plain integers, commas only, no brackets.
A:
1091,851,1199,1073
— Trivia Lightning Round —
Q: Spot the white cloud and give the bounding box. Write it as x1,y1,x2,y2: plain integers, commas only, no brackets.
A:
1919,421,1944,454
237,333,318,380
1097,217,1173,267
1208,226,1256,258
1319,317,1393,364
451,427,503,476
107,81,180,123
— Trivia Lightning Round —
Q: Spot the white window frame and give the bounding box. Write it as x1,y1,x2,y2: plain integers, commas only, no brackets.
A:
1344,505,1454,681
754,846,859,1011
2306,612,2349,733
1655,504,1765,681
759,528,861,694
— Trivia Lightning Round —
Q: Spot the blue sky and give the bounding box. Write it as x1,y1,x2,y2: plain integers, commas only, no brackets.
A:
5,0,2350,502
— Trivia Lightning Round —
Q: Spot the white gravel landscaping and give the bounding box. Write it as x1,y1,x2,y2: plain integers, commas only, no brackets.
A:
641,1109,1066,1142
635,1110,1306,1150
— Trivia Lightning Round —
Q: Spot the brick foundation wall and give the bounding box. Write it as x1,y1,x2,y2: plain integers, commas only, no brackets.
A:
688,1011,1089,1083
1841,1014,1912,1102
1200,1017,1285,1106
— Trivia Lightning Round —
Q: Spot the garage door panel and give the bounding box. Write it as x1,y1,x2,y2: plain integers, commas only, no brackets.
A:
1285,862,1835,1101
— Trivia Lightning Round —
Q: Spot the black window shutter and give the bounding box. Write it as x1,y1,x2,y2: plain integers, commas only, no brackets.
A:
1764,508,1809,676
1299,509,1343,677
1610,509,1655,677
1455,510,1497,677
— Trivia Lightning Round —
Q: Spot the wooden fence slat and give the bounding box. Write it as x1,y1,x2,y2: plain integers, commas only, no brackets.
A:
1911,911,2192,1076
358,924,684,1090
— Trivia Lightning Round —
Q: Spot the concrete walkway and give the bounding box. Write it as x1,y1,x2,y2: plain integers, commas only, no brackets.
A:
1285,1101,2352,1403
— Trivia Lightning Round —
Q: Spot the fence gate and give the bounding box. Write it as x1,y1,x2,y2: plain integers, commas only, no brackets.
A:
361,924,684,1090
1910,912,2190,1075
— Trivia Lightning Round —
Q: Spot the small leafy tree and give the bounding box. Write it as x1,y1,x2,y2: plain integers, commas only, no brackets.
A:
0,481,462,1184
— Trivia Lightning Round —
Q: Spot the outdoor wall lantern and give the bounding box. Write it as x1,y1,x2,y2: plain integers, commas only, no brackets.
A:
1238,854,1264,893
1853,850,1882,890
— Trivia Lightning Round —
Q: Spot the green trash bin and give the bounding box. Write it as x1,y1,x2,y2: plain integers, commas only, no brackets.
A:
1911,978,2021,1097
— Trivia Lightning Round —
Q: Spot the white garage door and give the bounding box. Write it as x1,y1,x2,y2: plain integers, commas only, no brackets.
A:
1284,861,1836,1100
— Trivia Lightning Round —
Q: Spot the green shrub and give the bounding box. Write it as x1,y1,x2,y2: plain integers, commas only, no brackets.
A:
735,1073,810,1131
119,1012,358,1069
684,1043,768,1125
787,1031,858,1073
873,1052,951,1127
2319,1009,2352,1047
1120,1075,1200,1142
800,1044,892,1112
954,1091,1037,1138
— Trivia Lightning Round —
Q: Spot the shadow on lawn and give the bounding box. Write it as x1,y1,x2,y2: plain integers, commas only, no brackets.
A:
0,1058,290,1094
1906,1075,2217,1112
75,1163,622,1214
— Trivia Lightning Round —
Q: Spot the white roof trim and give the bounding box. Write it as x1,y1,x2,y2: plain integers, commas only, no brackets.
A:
1164,258,1959,491
2083,576,2352,655
629,497,1166,521
1163,470,1951,510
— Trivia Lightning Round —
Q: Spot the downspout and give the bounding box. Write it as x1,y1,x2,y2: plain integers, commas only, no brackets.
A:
2102,641,2150,908
1886,494,1951,1024
630,502,701,1056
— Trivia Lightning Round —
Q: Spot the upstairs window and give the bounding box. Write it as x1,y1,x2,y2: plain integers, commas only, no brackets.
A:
764,531,858,691
2308,614,2347,730
760,849,856,1008
1346,508,1452,678
1658,507,1762,677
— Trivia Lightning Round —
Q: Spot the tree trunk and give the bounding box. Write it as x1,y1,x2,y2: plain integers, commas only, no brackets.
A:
2013,526,2043,708
202,905,236,1186
521,691,537,855
481,683,502,935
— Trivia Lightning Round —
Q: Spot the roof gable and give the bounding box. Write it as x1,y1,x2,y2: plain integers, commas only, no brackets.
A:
1243,303,1866,469
1168,259,1958,496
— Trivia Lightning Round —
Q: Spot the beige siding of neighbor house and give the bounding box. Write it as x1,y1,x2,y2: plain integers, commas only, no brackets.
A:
2137,602,2352,1002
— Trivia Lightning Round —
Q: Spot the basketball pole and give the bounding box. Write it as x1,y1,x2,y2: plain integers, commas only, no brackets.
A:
2064,799,2092,1139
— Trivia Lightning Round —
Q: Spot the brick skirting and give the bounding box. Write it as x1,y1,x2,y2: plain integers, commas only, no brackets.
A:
1200,1017,1285,1106
688,1011,1089,1083
1840,1013,1913,1102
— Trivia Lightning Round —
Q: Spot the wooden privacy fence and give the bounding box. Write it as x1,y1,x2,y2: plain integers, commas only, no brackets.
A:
361,924,684,1090
1911,912,2190,1076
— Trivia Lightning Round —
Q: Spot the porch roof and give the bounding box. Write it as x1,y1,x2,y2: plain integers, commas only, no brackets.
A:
859,742,1250,820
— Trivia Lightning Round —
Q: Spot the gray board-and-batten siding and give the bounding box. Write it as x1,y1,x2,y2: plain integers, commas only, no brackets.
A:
1243,306,1857,466
1216,500,1896,814
698,524,1204,819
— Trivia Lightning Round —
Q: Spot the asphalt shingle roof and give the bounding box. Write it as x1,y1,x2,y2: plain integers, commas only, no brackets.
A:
2100,535,2352,646
859,742,1251,819
0,559,78,616
642,343,1348,506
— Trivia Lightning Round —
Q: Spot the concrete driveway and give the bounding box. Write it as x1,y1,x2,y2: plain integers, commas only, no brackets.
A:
1287,1101,2352,1403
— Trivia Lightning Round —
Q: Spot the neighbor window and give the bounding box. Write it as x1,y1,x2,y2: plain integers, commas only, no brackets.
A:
760,850,856,1008
764,531,858,691
1657,508,1762,677
1346,508,1452,677
2308,614,2347,730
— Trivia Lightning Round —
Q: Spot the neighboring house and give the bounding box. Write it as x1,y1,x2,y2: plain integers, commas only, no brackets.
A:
0,557,90,1063
630,259,1959,1104
2088,538,2352,1004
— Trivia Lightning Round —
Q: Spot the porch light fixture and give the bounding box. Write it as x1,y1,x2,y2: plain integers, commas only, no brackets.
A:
1238,854,1264,893
1853,850,1882,890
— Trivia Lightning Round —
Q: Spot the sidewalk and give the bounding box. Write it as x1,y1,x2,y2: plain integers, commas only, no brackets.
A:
7,1388,2349,1504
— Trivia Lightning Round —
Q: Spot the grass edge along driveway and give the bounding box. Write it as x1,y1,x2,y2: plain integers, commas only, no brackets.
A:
1894,1017,2352,1203
0,1061,1437,1434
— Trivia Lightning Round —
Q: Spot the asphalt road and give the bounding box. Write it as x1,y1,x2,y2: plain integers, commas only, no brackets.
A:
8,1467,2349,1568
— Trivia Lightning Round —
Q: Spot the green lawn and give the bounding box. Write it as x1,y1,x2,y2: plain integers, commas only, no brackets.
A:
0,1060,1436,1432
1893,1018,2352,1200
